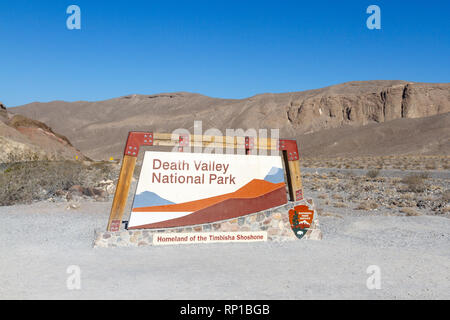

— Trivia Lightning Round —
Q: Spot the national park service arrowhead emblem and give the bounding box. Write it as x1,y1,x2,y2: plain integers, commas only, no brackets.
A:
289,205,314,239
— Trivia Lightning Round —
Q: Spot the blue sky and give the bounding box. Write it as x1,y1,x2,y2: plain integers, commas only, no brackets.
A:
0,0,449,106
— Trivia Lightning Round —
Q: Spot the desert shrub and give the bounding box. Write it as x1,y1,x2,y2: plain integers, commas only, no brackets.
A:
401,173,429,193
442,190,450,202
0,160,117,206
5,150,46,163
320,212,344,219
400,208,422,216
366,169,380,179
332,202,348,208
355,201,378,211
363,183,375,192
332,194,343,200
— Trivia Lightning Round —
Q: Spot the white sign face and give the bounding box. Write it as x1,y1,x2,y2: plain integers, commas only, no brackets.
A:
128,151,287,229
153,231,268,246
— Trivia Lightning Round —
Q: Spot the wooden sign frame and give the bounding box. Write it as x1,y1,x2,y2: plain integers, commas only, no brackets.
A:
106,132,303,232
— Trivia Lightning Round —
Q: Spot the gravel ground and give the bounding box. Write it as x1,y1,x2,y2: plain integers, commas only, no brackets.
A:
301,167,450,180
0,200,449,299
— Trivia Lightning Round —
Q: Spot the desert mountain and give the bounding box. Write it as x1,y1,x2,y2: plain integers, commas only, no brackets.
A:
0,102,87,162
10,81,450,159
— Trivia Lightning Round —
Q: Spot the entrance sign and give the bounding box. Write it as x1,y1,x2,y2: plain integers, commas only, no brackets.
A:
128,152,286,229
106,132,304,232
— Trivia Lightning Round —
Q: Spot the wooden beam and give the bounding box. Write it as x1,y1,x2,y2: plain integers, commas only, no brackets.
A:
106,155,137,231
287,160,303,201
152,132,278,150
281,142,304,202
152,139,278,150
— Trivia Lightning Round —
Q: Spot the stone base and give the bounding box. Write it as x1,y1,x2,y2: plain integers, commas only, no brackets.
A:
94,198,322,248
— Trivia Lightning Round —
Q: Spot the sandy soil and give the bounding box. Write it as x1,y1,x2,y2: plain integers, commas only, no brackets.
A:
1,198,449,300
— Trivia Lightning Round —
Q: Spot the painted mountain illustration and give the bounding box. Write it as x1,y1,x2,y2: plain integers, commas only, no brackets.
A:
298,220,311,227
132,191,175,208
264,167,284,184
129,179,287,229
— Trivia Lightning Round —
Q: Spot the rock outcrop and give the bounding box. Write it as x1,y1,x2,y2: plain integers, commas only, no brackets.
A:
0,103,87,162
286,82,449,133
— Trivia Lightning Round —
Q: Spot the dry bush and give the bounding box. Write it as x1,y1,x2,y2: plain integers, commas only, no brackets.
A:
442,190,450,202
363,183,376,192
400,208,422,216
332,194,343,200
400,173,429,193
320,212,344,219
399,193,414,200
324,182,336,190
347,175,362,187
333,202,348,208
366,169,381,178
422,195,435,201
0,160,116,206
355,201,378,211
6,150,48,163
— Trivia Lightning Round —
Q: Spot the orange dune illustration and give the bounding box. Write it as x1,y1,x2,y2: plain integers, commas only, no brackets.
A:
132,179,285,213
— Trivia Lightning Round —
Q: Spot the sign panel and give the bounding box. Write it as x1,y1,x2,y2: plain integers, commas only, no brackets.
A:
153,231,268,245
128,151,287,229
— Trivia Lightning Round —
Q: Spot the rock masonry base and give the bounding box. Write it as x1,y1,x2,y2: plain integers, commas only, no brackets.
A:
94,198,322,248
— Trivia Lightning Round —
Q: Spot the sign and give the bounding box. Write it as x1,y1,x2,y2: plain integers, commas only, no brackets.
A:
289,205,315,239
128,151,287,229
153,231,268,245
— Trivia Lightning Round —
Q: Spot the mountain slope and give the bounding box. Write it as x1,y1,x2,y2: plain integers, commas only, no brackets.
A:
299,112,450,157
0,102,87,162
10,81,450,159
